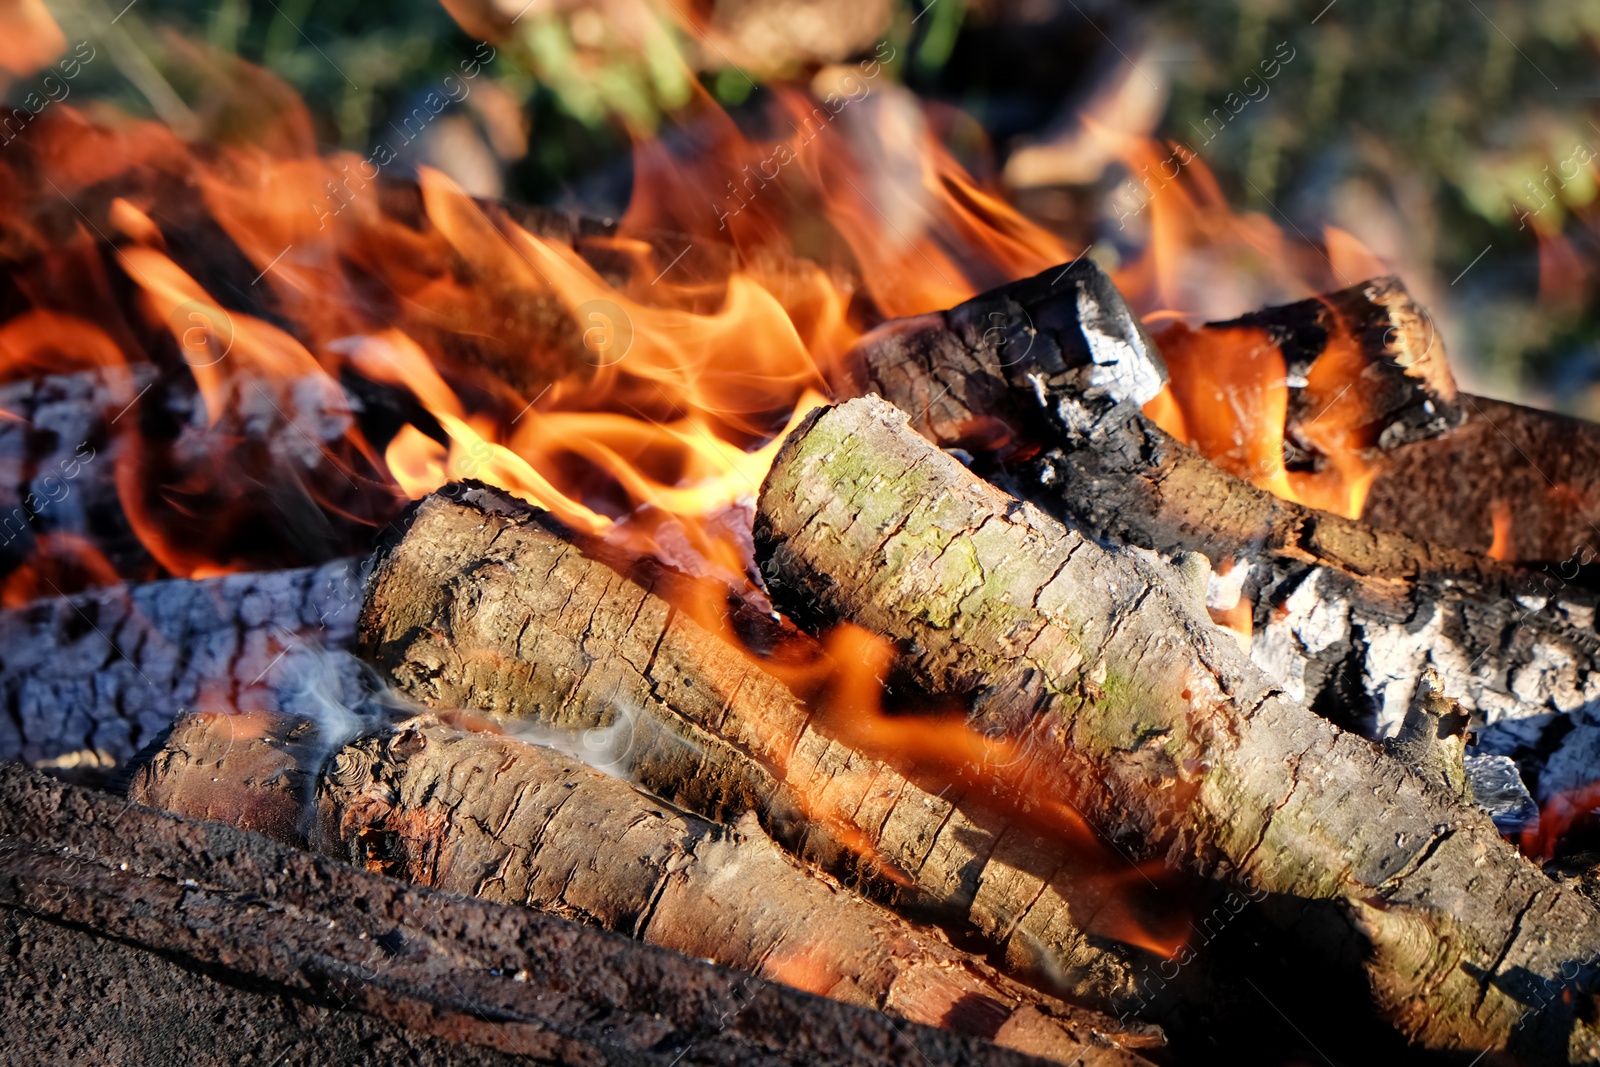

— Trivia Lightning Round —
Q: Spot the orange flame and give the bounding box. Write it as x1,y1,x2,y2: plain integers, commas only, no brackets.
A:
1114,143,1391,518
0,24,1418,973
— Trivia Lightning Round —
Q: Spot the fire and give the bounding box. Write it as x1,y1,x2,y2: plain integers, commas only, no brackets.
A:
0,44,1398,598
1109,139,1391,519
0,9,1422,985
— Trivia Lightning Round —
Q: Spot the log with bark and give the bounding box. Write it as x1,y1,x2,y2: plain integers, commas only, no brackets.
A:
124,705,1163,1060
302,712,1159,1064
753,394,1600,1061
357,484,1158,1009
1364,393,1600,570
841,261,1600,752
0,760,1059,1067
0,557,366,779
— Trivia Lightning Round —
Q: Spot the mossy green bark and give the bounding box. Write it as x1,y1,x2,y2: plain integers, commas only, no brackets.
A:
755,396,1600,1063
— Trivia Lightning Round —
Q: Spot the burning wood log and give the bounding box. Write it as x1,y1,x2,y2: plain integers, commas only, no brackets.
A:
753,395,1600,1059
358,484,1152,1008
308,712,1159,1065
0,557,365,778
1364,394,1600,569
1154,275,1464,472
0,369,149,585
0,761,1048,1067
0,364,394,593
842,261,1600,748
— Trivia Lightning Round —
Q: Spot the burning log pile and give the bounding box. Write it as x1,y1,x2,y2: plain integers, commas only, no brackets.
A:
8,238,1600,1062
7,73,1600,1065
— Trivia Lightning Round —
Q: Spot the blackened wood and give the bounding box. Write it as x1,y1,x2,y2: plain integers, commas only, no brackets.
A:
0,908,530,1067
754,396,1600,1060
842,262,1600,747
1158,275,1462,459
1364,394,1600,569
0,761,1058,1067
0,558,365,779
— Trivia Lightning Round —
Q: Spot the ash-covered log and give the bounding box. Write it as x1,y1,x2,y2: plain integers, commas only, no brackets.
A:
0,761,1055,1067
0,557,365,779
305,713,1158,1065
754,396,1600,1060
843,261,1600,750
357,485,1152,1009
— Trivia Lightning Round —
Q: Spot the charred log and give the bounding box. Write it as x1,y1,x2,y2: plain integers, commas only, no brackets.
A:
1364,394,1600,571
1155,275,1463,462
842,261,1600,748
754,396,1600,1060
0,557,365,779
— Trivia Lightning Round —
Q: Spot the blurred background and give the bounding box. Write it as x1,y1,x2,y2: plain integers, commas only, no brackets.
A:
12,0,1600,413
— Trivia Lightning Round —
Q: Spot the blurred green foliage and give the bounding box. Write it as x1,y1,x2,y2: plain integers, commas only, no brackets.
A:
1150,0,1600,408
24,0,1600,409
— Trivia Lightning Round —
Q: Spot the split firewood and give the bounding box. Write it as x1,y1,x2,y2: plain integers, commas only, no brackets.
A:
842,261,1600,749
1365,394,1600,568
309,713,1160,1065
0,557,365,779
0,762,1042,1067
359,484,1158,1009
754,395,1600,1060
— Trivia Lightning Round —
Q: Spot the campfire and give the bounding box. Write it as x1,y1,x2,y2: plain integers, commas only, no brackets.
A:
5,4,1600,1065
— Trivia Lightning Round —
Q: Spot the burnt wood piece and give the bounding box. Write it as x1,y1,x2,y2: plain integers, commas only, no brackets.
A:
842,261,1600,745
0,905,540,1067
0,557,365,780
0,367,396,590
754,396,1600,1060
358,485,1150,1009
307,713,1158,1065
1364,394,1600,569
0,368,154,582
1159,275,1462,458
0,762,1057,1067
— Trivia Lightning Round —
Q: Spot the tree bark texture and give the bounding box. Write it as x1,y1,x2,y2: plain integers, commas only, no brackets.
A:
754,396,1600,1062
311,713,1160,1065
841,263,1600,749
0,761,1054,1067
0,557,366,778
1364,394,1600,569
360,485,1153,1008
